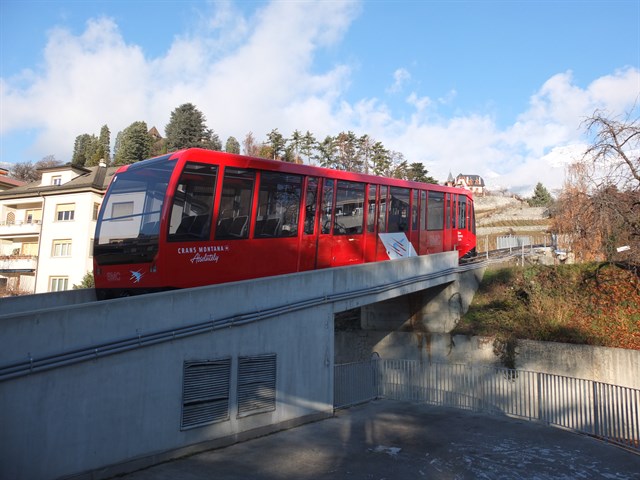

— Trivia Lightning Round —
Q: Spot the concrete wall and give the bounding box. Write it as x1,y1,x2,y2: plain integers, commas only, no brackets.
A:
0,288,96,317
0,275,335,480
335,331,640,390
0,252,461,480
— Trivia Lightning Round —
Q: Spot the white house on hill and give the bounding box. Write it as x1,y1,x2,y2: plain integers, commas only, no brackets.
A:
0,163,117,294
446,172,486,195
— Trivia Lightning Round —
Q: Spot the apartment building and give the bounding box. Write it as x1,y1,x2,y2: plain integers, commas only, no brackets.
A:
0,163,117,294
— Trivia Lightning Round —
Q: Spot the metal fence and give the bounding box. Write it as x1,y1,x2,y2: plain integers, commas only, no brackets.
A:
334,359,640,452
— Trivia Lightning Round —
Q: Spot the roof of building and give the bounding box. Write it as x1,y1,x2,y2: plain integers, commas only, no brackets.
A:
0,164,118,200
456,174,485,187
0,175,26,189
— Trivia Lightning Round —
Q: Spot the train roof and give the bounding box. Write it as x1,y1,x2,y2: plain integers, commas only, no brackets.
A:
122,148,473,198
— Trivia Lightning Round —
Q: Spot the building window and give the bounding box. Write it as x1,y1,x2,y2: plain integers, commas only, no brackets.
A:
52,239,72,257
21,242,38,256
111,202,134,221
25,209,42,224
93,203,100,221
49,277,69,292
51,176,62,186
55,204,75,222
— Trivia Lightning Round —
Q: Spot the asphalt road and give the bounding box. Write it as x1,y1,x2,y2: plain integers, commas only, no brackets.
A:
117,400,640,480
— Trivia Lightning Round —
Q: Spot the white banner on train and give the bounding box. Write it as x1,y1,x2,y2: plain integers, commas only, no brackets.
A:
379,233,417,259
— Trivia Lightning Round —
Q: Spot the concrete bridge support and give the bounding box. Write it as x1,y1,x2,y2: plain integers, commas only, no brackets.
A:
361,267,486,334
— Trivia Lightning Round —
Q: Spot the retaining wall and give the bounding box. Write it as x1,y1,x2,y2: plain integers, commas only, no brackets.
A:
335,331,640,389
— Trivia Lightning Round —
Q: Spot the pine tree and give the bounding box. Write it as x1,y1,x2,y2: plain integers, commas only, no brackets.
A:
225,136,240,154
114,121,152,166
528,182,553,207
165,103,220,151
266,128,286,160
98,125,111,164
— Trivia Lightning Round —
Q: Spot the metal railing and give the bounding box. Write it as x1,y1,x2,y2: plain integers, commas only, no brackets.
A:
334,359,640,452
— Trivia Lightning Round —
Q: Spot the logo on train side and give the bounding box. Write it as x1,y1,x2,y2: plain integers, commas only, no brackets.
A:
177,245,229,264
130,270,143,283
106,272,121,282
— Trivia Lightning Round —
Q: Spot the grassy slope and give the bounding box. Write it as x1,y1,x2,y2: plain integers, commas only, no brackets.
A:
453,262,640,351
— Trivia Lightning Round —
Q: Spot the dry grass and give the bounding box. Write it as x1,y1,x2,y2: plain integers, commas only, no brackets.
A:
453,263,640,350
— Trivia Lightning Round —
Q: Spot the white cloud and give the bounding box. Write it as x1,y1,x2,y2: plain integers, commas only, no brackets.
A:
0,0,638,200
388,68,411,93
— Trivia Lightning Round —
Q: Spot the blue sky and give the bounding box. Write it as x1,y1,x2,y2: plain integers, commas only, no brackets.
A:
1,0,639,195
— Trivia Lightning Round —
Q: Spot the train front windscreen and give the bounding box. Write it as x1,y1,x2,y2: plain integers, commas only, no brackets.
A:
94,155,176,266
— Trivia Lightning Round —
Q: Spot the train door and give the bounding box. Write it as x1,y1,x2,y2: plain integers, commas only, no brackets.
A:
299,176,319,271
442,193,454,252
364,184,378,262
316,178,334,269
426,191,444,254
330,180,365,266
376,186,390,260
250,171,302,277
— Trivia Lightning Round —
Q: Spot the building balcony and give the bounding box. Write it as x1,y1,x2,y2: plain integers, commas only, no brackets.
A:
0,220,42,238
0,255,38,274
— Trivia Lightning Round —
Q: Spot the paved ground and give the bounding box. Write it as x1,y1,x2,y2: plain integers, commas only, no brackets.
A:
120,400,640,480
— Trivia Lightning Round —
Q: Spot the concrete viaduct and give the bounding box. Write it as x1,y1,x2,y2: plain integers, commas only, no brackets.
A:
0,252,485,480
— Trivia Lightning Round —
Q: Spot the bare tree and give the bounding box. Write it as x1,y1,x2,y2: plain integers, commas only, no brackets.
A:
554,109,640,264
583,109,640,191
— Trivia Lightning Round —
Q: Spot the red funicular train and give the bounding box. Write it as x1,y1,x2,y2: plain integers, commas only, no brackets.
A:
93,148,476,299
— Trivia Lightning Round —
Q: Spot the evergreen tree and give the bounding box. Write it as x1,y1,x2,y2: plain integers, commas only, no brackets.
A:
113,121,152,166
528,182,553,207
301,130,317,164
288,129,303,163
266,128,286,160
165,103,220,151
407,162,438,184
71,134,94,166
370,141,391,176
316,135,337,168
225,136,240,154
98,125,111,164
335,131,361,172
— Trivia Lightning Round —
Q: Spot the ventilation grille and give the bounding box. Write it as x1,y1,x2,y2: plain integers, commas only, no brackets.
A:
181,358,231,430
237,354,277,417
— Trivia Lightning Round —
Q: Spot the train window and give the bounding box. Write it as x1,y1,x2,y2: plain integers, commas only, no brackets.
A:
427,191,444,230
367,185,377,233
168,163,217,242
321,179,334,234
255,172,302,238
304,177,319,235
420,191,427,231
411,190,419,231
378,186,388,233
215,168,255,240
334,181,365,235
388,187,410,233
458,196,467,229
470,200,476,234
449,194,456,229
